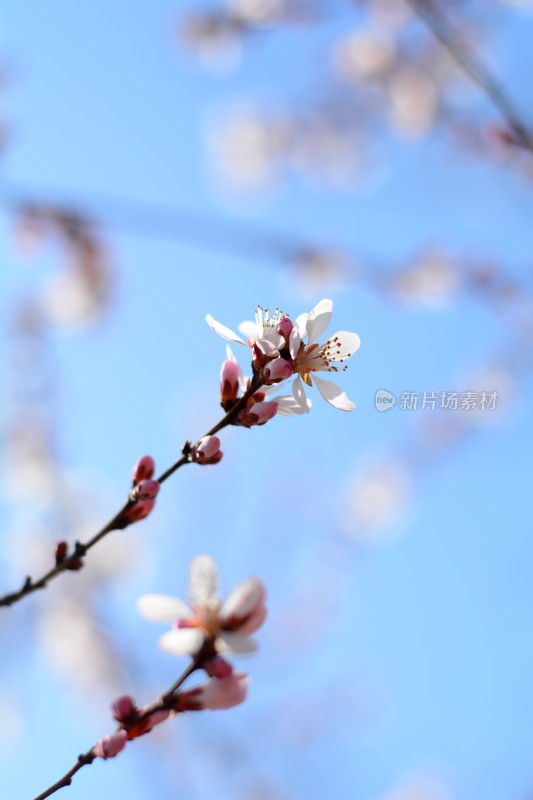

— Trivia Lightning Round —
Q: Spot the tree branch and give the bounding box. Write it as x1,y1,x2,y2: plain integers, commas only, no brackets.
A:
0,375,262,608
32,643,212,800
403,0,533,154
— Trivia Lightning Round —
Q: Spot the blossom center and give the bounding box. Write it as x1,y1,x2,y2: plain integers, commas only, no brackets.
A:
255,305,290,337
294,336,350,378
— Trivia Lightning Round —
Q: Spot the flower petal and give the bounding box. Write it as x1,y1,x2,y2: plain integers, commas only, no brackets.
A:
324,331,361,361
275,395,312,415
136,594,192,622
189,555,219,606
306,298,333,344
160,628,204,656
238,320,260,342
289,325,302,360
216,632,258,654
292,375,308,408
236,603,268,636
312,374,355,411
255,334,284,355
222,577,266,621
206,314,245,346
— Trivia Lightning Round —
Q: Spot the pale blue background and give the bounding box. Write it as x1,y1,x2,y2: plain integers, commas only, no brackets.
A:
2,2,533,799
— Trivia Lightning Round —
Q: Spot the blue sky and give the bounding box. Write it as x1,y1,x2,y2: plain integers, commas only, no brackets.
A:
2,2,533,799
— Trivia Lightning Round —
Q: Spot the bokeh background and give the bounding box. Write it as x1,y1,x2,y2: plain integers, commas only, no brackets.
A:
2,1,533,799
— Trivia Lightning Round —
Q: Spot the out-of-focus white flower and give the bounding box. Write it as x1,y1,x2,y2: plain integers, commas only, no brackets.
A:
388,68,437,137
207,299,360,411
333,30,396,82
393,250,460,308
137,555,267,657
341,458,412,540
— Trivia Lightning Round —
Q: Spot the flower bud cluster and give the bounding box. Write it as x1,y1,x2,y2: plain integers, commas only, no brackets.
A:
94,695,171,760
219,356,279,428
122,456,160,523
54,540,85,571
190,435,223,465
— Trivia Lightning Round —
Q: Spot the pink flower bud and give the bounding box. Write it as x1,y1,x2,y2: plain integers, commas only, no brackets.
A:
191,435,223,465
132,455,155,485
55,541,68,564
260,358,294,385
204,656,234,679
94,729,128,759
127,708,170,739
239,400,278,428
134,479,160,501
124,498,156,522
220,359,242,407
112,695,137,724
277,317,293,339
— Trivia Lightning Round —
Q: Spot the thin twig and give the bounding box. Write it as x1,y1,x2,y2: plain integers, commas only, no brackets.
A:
33,645,211,800
0,375,262,608
403,0,533,153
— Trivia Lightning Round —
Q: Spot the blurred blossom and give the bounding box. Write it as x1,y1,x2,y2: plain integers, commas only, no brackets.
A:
389,68,438,137
179,0,308,71
289,118,367,187
137,554,267,657
392,250,460,308
39,599,124,698
209,108,286,189
3,431,57,504
180,12,244,71
333,30,396,82
14,206,111,329
41,265,106,329
368,0,413,32
458,365,517,427
341,458,413,540
230,0,284,25
290,249,347,297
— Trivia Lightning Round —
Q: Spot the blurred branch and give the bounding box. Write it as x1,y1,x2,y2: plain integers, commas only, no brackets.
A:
403,0,533,153
2,183,316,263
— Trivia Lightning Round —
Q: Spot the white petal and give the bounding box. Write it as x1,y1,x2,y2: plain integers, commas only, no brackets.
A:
226,344,238,362
136,594,192,622
292,375,308,407
306,299,333,344
324,331,361,361
206,314,245,346
190,555,219,606
255,334,284,355
289,326,302,360
216,632,258,654
238,320,261,342
222,577,265,620
293,312,309,339
275,395,312,416
160,628,204,656
312,374,355,411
